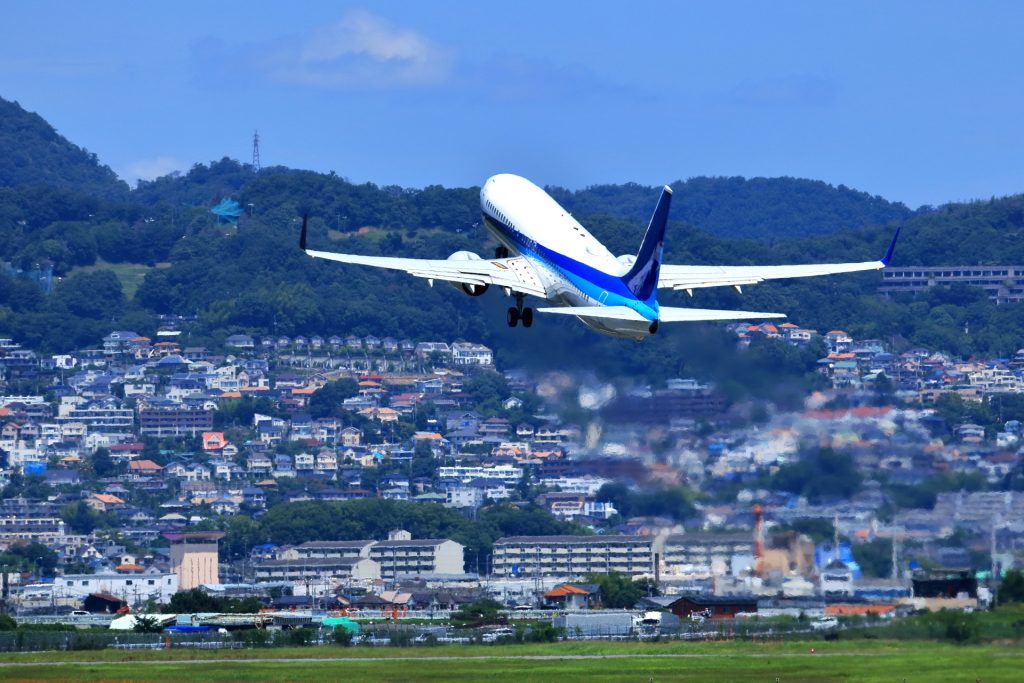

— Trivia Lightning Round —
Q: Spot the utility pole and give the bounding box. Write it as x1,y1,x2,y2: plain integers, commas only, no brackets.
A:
833,512,841,561
891,531,901,581
991,515,1001,607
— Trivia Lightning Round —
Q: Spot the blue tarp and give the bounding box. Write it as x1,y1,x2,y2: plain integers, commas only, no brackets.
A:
211,197,244,223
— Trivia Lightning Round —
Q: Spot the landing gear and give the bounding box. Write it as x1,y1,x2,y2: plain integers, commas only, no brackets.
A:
495,245,509,259
507,292,533,328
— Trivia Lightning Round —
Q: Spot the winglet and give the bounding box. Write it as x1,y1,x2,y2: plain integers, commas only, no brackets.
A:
881,227,901,266
299,215,308,251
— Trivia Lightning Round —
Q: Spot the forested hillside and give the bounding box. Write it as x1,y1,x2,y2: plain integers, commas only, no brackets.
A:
549,176,916,239
0,98,127,200
2,96,1024,386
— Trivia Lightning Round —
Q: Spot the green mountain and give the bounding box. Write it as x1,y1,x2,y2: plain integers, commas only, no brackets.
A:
0,97,128,199
549,176,916,239
2,101,1024,387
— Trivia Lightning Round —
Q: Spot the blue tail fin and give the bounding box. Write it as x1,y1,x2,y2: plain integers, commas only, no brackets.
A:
623,185,672,302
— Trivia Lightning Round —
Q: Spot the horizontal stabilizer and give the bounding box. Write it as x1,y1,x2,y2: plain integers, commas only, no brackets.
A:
537,305,785,323
537,306,648,321
657,306,786,322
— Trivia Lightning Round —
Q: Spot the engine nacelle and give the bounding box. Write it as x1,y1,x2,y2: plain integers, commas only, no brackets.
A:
447,250,483,262
446,251,489,296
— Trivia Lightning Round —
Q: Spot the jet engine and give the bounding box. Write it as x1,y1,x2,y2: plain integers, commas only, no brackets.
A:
447,251,489,296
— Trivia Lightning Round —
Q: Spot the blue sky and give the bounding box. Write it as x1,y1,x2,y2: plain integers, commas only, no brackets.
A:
2,1,1022,208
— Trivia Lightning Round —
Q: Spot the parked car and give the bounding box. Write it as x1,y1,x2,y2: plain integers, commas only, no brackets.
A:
482,628,515,643
811,616,839,631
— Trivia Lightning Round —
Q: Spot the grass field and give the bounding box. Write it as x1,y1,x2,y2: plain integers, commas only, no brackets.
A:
65,258,170,298
0,640,1019,682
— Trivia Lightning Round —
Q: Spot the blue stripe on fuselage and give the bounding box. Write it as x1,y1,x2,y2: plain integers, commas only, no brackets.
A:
482,212,659,321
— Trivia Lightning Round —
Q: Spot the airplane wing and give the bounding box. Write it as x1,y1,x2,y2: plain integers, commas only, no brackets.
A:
300,220,546,298
537,305,785,322
658,228,901,293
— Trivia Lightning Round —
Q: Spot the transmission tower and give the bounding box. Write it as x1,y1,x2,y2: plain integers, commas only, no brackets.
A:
252,130,261,172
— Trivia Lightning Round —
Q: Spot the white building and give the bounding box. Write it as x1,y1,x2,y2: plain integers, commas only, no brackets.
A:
819,558,854,598
55,569,178,606
445,486,484,509
450,342,493,366
438,464,523,485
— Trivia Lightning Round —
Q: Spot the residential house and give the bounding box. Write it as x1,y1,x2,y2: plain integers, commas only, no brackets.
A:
451,342,493,366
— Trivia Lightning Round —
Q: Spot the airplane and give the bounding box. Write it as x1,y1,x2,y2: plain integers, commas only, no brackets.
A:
300,173,900,341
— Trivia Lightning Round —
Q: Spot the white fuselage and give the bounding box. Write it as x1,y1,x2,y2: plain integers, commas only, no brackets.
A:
479,174,653,340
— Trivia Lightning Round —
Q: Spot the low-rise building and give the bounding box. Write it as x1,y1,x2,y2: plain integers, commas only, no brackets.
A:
55,569,179,606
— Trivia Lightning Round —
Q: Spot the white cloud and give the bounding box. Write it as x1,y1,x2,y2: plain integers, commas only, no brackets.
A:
190,10,453,91
119,156,186,186
270,10,454,89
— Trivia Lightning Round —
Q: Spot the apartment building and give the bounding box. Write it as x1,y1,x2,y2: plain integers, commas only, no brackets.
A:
662,532,754,575
491,535,654,578
0,497,68,545
138,404,214,436
283,540,373,560
369,538,465,579
254,557,380,583
281,533,465,580
880,265,1024,303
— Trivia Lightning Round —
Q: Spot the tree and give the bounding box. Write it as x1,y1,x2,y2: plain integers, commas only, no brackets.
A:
851,538,894,578
450,598,505,627
998,569,1024,605
586,571,644,609
91,447,114,477
132,615,164,633
61,500,100,534
220,515,265,562
776,518,835,543
163,588,261,614
307,378,359,418
0,542,58,575
595,483,697,522
772,448,862,501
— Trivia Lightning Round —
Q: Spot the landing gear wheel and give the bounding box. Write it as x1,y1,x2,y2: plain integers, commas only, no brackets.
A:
521,307,534,328
507,307,520,327
495,246,509,259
